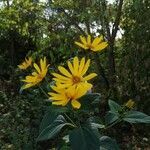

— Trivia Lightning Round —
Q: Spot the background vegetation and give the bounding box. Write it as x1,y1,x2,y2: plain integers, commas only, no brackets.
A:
0,0,149,149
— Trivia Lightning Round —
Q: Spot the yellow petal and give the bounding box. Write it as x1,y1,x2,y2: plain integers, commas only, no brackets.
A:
21,83,34,89
58,66,72,77
28,57,32,62
22,76,36,83
75,41,88,49
25,58,28,63
18,65,23,69
78,57,85,75
84,82,93,90
43,57,46,66
66,85,76,97
76,84,88,98
55,83,72,89
18,57,32,70
73,57,79,75
48,92,56,96
125,99,135,109
34,63,41,73
68,61,75,75
80,59,90,76
83,73,97,81
26,76,37,82
49,95,65,101
51,85,66,93
52,101,65,105
40,58,44,71
61,98,70,106
52,73,70,81
71,100,81,109
80,36,87,44
92,42,108,51
87,35,91,45
92,36,103,47
32,72,38,76
53,78,72,84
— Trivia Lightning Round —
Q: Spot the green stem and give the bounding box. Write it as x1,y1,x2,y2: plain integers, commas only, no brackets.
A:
38,85,49,98
67,123,77,128
105,118,121,130
93,53,110,89
45,77,49,85
64,113,77,128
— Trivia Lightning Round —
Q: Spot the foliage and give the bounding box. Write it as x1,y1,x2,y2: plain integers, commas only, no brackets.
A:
0,89,46,149
1,0,150,149
117,0,150,109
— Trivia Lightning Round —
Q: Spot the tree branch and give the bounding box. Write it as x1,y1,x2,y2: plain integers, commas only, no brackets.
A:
111,0,124,43
61,9,86,36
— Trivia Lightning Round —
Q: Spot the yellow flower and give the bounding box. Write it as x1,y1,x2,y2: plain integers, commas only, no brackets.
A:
125,99,135,109
48,85,88,109
21,57,49,89
52,56,97,90
18,57,32,70
75,35,108,52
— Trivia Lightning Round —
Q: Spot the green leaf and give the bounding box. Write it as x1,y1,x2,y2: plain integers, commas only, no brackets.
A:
123,111,150,123
23,142,33,150
37,115,72,142
50,105,69,113
69,127,100,150
39,108,59,133
105,112,119,125
99,136,120,150
80,93,101,109
59,145,71,150
87,117,105,129
90,122,105,129
108,100,122,114
39,105,68,133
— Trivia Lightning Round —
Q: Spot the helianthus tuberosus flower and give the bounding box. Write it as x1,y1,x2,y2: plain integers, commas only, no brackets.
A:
75,35,108,52
125,99,135,109
52,56,97,90
48,85,88,109
18,57,32,70
21,57,49,89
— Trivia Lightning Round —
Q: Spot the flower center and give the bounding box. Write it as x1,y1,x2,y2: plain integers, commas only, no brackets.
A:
37,74,43,80
65,92,74,101
72,76,81,84
86,44,94,49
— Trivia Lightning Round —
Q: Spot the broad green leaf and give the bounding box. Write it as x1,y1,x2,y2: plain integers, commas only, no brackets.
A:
87,117,105,129
80,93,101,109
59,146,71,150
123,111,150,123
86,117,103,138
69,127,100,150
105,112,119,125
39,105,68,133
50,105,69,113
22,142,33,150
99,136,120,150
108,100,122,114
39,108,59,133
90,122,105,129
37,115,72,142
62,135,69,143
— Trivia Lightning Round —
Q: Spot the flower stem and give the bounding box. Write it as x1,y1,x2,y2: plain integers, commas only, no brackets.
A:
64,113,77,128
93,53,109,89
38,85,49,98
104,118,121,130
